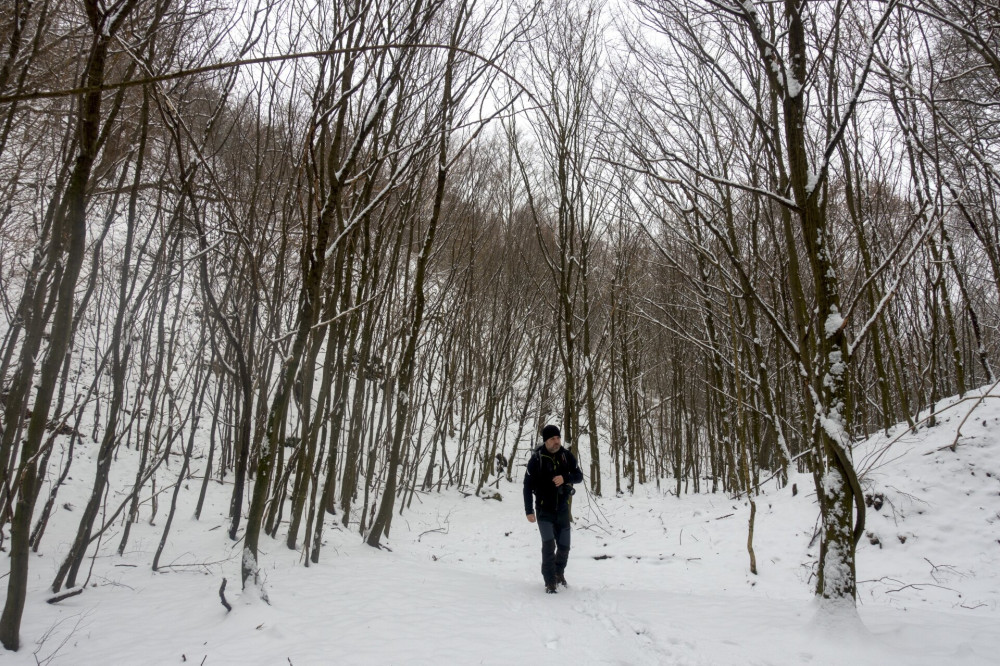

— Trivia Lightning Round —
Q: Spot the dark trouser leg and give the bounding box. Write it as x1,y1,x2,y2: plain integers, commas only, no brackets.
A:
554,528,571,575
554,519,571,576
538,519,557,585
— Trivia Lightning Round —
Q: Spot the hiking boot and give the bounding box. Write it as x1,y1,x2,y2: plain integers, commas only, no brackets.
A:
545,583,558,594
556,574,568,587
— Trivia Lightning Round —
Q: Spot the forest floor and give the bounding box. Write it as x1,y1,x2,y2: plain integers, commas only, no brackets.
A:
4,386,1000,665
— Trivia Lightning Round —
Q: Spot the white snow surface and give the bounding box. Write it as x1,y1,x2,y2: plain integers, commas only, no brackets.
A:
5,388,1000,665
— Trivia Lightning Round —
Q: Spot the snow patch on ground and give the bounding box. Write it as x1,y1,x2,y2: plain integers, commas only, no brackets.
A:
4,387,1000,664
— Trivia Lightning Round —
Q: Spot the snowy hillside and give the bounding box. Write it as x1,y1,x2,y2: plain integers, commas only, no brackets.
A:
5,387,1000,665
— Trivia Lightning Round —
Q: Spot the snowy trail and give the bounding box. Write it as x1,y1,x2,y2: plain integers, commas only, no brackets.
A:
19,537,996,666
8,388,1000,664
21,546,686,664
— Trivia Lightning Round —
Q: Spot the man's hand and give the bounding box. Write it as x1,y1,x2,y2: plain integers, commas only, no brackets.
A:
527,514,536,523
553,475,564,487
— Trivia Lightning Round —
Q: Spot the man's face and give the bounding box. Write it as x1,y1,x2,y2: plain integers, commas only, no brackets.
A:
544,435,561,453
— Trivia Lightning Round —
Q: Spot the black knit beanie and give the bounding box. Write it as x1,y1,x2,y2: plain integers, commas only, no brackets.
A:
541,424,561,442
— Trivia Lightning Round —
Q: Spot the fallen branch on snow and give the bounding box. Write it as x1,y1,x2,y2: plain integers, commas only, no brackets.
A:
47,587,83,604
219,578,232,612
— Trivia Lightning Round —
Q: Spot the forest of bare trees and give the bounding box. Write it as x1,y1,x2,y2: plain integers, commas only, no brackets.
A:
1,0,998,651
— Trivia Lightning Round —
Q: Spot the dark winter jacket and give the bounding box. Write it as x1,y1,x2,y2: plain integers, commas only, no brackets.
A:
522,445,584,516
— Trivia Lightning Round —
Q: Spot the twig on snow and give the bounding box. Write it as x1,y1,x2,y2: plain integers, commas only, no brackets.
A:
219,578,232,612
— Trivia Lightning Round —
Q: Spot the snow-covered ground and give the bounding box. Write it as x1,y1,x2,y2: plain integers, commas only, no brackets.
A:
5,386,1000,665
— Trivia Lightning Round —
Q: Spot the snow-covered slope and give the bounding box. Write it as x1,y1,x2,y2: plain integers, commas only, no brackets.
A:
5,386,999,665
856,389,1000,613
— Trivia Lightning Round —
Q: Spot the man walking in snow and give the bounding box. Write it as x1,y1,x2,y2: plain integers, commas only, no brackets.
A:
523,424,584,594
